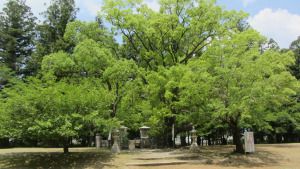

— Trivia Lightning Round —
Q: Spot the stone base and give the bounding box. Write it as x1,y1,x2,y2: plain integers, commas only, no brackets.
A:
141,138,150,148
189,143,200,153
111,143,120,154
129,140,135,150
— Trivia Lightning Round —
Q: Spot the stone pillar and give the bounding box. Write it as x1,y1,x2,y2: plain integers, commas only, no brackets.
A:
189,127,200,153
95,133,101,149
139,126,150,148
111,128,120,154
119,126,128,149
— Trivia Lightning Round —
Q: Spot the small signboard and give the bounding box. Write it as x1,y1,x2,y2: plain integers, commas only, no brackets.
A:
244,132,255,153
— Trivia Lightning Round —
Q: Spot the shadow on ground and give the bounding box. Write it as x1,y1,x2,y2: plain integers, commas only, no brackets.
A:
195,145,282,168
124,145,283,168
0,149,114,169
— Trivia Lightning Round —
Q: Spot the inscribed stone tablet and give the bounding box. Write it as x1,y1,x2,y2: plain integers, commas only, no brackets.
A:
244,132,255,153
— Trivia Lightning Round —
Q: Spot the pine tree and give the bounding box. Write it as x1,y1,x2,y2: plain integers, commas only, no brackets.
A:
29,0,79,74
0,0,36,76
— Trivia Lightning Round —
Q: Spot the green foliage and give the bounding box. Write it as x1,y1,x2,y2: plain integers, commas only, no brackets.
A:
40,38,143,135
29,0,79,74
42,39,115,79
1,77,112,145
202,29,297,125
0,63,13,90
41,0,79,38
64,20,106,44
192,29,298,152
289,36,300,79
102,0,247,70
64,19,120,57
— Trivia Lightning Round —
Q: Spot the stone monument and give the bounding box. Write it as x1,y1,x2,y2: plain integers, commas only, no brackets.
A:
139,126,150,148
189,127,200,153
119,126,129,149
111,128,121,154
95,133,101,149
244,132,255,153
128,140,135,150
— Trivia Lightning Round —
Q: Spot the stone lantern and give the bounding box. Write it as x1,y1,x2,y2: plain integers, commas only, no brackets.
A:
139,126,150,148
189,127,200,153
111,128,120,154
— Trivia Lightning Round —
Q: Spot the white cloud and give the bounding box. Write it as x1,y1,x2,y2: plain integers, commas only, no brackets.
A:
248,8,300,48
144,0,160,12
243,0,256,7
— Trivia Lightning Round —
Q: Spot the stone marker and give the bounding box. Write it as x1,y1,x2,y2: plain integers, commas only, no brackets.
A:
129,140,135,150
101,140,109,148
119,126,128,149
189,127,200,153
111,128,120,154
95,133,101,149
139,126,150,148
244,132,255,153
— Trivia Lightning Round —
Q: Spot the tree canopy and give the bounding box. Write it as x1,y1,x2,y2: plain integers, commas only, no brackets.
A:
102,0,247,70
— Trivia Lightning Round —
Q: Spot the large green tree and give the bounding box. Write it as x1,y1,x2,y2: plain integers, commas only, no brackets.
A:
101,0,248,146
0,77,113,153
0,0,36,76
185,29,298,153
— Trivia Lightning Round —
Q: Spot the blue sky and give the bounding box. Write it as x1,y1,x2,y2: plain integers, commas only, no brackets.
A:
1,0,300,48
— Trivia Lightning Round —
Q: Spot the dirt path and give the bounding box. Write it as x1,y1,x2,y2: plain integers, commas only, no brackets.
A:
105,143,300,169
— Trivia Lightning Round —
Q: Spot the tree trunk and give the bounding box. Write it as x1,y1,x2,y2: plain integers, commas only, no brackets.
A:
207,135,211,145
222,135,227,145
232,126,244,153
267,134,275,143
197,136,201,146
163,117,175,147
63,138,69,154
180,135,187,147
88,135,93,147
63,145,69,153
